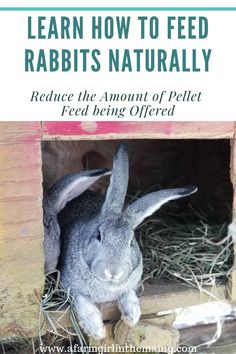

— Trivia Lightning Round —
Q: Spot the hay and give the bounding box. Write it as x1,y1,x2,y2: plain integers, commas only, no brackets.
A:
136,201,234,288
39,270,89,351
0,271,89,353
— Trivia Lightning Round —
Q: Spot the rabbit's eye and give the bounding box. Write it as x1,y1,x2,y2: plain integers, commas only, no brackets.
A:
96,232,102,242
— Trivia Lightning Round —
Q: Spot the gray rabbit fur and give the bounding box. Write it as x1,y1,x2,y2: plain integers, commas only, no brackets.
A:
43,144,197,339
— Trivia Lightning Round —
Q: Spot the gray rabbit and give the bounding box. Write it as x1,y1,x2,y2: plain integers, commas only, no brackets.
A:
43,144,197,339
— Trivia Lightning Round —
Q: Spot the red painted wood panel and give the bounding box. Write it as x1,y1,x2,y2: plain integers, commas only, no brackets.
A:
0,122,42,143
42,121,235,140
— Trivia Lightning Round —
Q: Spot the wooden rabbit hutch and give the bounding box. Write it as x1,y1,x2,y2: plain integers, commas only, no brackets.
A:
1,121,236,346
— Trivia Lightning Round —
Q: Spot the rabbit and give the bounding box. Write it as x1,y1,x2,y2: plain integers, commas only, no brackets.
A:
43,168,111,274
43,143,197,339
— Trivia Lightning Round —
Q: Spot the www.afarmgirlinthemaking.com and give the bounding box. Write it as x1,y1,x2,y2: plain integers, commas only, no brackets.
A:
39,344,197,353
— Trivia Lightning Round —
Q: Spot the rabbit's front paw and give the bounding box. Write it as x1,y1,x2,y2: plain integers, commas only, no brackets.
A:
121,302,141,327
80,315,106,339
118,290,141,327
75,295,106,339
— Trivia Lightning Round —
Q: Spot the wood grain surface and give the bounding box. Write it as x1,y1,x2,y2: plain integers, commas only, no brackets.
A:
0,122,44,337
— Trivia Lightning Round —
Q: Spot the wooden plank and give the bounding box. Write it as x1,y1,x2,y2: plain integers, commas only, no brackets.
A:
42,122,234,140
43,283,228,336
0,199,42,225
100,283,228,321
91,317,180,348
0,122,44,338
0,122,41,143
180,320,236,348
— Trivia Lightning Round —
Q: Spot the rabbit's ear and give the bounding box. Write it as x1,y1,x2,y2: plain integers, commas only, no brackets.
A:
47,169,111,214
102,143,129,215
125,186,197,228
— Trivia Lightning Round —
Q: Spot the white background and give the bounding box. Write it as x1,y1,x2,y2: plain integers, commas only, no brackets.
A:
1,0,236,7
0,2,235,121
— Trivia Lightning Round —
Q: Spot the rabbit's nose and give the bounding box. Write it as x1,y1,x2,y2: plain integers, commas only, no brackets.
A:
104,269,112,279
104,268,124,281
